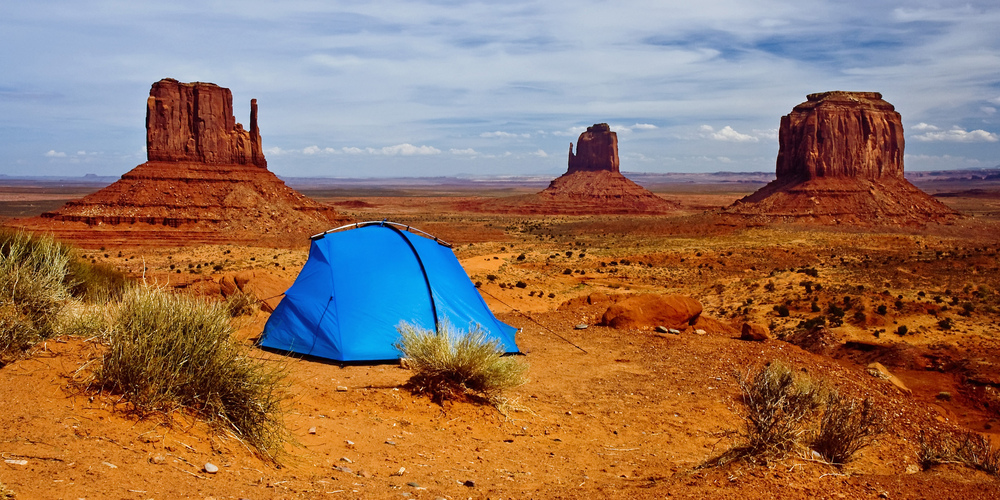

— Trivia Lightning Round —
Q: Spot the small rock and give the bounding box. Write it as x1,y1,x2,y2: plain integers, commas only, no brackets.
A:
340,456,353,463
309,427,317,434
740,322,770,341
406,481,420,488
667,328,681,335
694,329,707,335
358,469,372,478
391,466,406,476
337,386,349,392
333,465,353,474
204,462,219,474
905,464,920,474
575,324,588,330
655,325,669,333
936,391,952,401
463,480,476,487
345,439,355,447
385,440,397,446
867,362,912,395
4,459,27,466
102,461,117,469
149,454,166,465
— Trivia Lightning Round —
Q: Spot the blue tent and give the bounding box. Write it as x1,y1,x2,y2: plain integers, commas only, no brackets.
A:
259,221,519,361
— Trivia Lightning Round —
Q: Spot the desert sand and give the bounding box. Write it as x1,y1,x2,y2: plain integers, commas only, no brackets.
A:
2,181,1000,499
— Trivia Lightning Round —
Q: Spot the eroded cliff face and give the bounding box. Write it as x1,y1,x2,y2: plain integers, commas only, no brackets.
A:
776,91,903,181
723,91,958,226
567,123,619,174
145,78,267,168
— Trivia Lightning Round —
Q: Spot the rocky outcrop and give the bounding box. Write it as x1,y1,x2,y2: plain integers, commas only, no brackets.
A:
776,91,902,181
723,91,959,226
13,79,343,246
146,78,267,168
567,123,619,174
598,294,703,330
470,123,679,214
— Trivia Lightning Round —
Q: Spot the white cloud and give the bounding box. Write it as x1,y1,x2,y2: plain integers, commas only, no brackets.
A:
44,150,66,157
631,123,658,130
342,147,364,155
912,122,940,131
480,131,529,138
450,148,479,155
981,106,996,115
989,97,1000,105
913,126,999,142
377,144,441,155
530,149,548,158
700,125,759,142
553,126,588,137
303,145,338,155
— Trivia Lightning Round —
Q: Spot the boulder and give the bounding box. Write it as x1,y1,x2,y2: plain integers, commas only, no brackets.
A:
599,294,702,330
866,362,912,395
740,322,770,341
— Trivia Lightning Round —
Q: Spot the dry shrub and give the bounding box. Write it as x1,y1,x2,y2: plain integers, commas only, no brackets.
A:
93,286,287,461
224,288,259,317
66,259,129,302
734,361,824,462
395,321,528,407
919,429,1000,475
812,393,885,464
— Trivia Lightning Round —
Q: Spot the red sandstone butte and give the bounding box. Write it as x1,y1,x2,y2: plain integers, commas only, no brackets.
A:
11,79,343,247
723,91,958,225
472,123,679,214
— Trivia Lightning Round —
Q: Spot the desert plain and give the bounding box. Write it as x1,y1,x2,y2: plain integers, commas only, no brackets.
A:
1,174,1000,499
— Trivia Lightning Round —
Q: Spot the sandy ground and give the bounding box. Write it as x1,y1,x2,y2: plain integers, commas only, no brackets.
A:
3,188,1000,499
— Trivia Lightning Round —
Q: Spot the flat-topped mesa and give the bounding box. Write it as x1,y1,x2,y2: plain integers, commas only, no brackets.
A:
776,91,902,182
146,78,267,168
567,123,619,174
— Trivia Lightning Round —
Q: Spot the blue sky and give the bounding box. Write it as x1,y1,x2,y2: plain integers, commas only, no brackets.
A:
1,1,998,178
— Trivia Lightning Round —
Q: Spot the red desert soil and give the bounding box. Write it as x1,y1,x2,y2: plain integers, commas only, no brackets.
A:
3,187,1000,499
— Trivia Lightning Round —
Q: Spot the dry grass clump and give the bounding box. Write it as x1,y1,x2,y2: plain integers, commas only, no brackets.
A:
709,361,884,467
812,393,885,464
224,288,259,317
93,286,286,461
395,321,528,407
732,361,824,463
919,429,1000,475
0,230,73,363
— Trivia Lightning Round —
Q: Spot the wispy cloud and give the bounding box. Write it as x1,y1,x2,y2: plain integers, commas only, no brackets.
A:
912,126,998,142
44,150,67,157
480,131,530,138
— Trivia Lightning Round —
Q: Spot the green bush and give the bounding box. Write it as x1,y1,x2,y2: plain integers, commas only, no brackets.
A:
0,230,73,363
93,286,286,461
395,321,528,407
811,393,884,464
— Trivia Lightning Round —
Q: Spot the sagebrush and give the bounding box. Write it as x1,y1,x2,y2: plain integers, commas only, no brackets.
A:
395,321,527,407
812,393,885,464
93,286,287,461
919,429,1000,475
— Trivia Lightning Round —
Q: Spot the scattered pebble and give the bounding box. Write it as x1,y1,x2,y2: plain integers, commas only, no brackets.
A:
337,386,349,392
340,457,353,464
204,462,219,474
694,329,707,335
4,459,27,466
385,440,397,446
406,481,421,488
655,325,669,333
359,469,372,478
333,465,353,474
345,440,355,447
936,391,952,401
149,454,166,465
102,461,117,469
575,324,588,329
309,427,317,434
667,328,681,335
905,464,920,474
391,466,406,476
463,480,476,487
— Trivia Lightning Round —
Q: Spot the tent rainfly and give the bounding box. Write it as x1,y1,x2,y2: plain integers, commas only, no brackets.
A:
259,221,519,361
